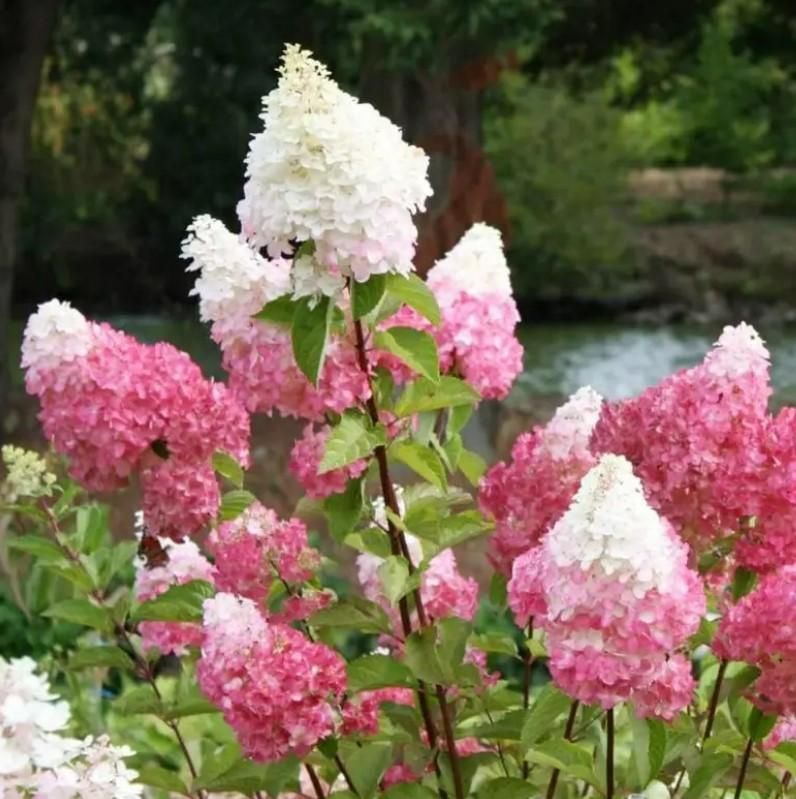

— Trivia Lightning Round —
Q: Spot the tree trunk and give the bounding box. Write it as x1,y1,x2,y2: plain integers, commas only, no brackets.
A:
0,0,59,437
359,57,510,272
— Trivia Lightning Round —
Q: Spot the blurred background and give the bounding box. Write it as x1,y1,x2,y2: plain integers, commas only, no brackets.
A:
4,0,796,441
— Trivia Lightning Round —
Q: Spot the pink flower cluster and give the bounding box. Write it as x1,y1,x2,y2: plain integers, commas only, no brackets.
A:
288,423,369,498
765,716,796,750
480,387,603,576
509,455,705,718
715,565,796,715
22,300,250,538
426,224,523,399
207,501,320,604
592,323,773,562
198,593,346,763
341,687,414,736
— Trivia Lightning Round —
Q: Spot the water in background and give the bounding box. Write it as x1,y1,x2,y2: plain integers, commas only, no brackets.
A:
516,323,796,404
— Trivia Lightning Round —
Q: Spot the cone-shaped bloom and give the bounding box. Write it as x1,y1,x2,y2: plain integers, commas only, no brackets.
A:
509,454,705,717
480,386,603,575
238,44,431,288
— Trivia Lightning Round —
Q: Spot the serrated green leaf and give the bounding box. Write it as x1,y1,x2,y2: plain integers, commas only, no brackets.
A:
429,510,492,554
197,756,298,795
135,765,189,794
132,579,215,624
386,273,441,325
347,742,393,798
447,404,474,436
391,440,447,489
524,739,598,785
212,451,244,488
749,706,778,742
324,478,365,540
292,295,332,384
629,712,666,788
253,294,298,327
352,273,387,319
404,627,449,684
375,327,439,382
218,489,256,521
108,540,138,583
347,654,414,693
73,504,109,553
442,433,463,470
309,597,393,634
7,535,65,563
395,376,480,417
521,684,572,746
731,566,758,601
471,708,526,740
319,413,385,473
43,598,112,632
458,448,487,485
68,645,134,672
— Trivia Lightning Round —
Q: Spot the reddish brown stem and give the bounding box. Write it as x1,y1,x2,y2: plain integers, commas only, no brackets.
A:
606,708,615,799
305,763,326,799
352,316,462,799
704,659,728,744
734,737,754,799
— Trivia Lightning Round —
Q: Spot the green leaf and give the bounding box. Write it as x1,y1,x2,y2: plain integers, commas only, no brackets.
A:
469,632,517,657
73,504,109,553
309,597,393,635
682,753,734,799
429,511,492,554
395,376,480,417
404,627,449,684
132,579,215,624
391,441,447,490
135,765,189,795
218,489,256,521
197,756,298,796
442,433,463,470
471,708,526,741
43,598,112,632
382,784,438,799
439,617,471,673
374,327,439,382
447,404,474,436
347,742,393,798
344,528,393,559
68,646,134,671
108,540,138,583
347,654,414,693
629,712,666,788
521,684,572,746
292,295,332,384
319,413,385,473
212,451,244,488
386,274,441,325
378,555,412,604
8,535,65,563
731,566,758,601
115,685,163,716
352,273,387,319
489,572,507,606
477,777,534,799
769,741,796,774
524,740,599,786
324,478,364,540
253,294,298,327
459,449,487,485
162,694,220,720
748,706,778,742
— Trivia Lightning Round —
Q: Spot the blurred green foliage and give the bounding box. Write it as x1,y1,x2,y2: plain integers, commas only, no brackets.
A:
14,0,796,312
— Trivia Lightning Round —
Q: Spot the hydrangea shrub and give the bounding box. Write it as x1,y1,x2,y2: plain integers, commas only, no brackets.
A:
5,43,796,799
